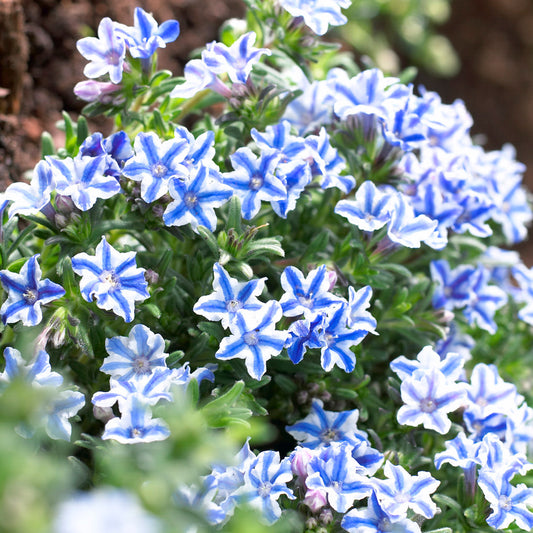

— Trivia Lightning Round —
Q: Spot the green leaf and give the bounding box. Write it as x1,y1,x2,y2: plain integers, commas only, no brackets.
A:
197,226,219,257
143,303,162,319
245,237,285,259
301,229,330,260
41,131,55,157
76,115,89,146
227,195,242,232
273,374,298,394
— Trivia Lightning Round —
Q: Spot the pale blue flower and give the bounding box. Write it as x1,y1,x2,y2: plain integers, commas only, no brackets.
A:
462,266,507,334
346,285,377,332
464,363,520,421
102,396,170,443
251,120,308,163
341,491,422,533
434,432,481,470
169,59,232,99
279,264,343,319
173,126,218,171
223,148,285,220
286,399,367,449
386,193,437,248
122,132,189,203
335,181,393,232
333,69,409,122
5,160,54,218
430,259,476,310
76,17,126,84
215,301,287,380
306,442,371,513
320,303,369,373
163,164,233,231
46,389,85,441
397,369,466,434
390,345,465,383
372,462,440,520
71,236,149,322
279,0,351,35
0,254,65,326
0,347,63,388
115,7,180,59
101,324,168,380
478,470,533,531
46,155,121,211
53,487,162,533
202,32,271,84
305,128,355,194
92,369,174,411
235,450,294,524
193,262,266,329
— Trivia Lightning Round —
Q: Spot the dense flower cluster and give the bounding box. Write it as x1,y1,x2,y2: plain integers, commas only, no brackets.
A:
1,1,533,532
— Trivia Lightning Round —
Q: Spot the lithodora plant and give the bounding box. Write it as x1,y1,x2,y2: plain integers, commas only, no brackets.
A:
1,1,533,532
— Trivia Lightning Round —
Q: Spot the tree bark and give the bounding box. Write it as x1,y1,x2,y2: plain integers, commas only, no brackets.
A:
0,0,28,114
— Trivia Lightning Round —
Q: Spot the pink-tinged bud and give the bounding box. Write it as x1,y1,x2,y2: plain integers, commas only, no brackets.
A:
74,80,121,103
93,405,114,423
319,508,334,525
291,447,313,480
304,488,328,513
326,269,337,291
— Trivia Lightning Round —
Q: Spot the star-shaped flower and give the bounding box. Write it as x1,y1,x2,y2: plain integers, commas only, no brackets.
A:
0,347,63,388
122,132,189,203
223,148,285,220
71,236,149,322
76,17,126,84
372,462,440,521
47,155,121,211
100,324,168,380
279,264,343,319
115,7,180,59
0,254,65,326
286,399,367,449
279,0,351,36
202,32,271,84
193,263,266,329
215,301,287,380
163,164,233,231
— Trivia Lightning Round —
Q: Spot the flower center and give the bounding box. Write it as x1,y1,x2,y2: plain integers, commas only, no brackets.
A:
298,295,314,308
258,482,272,498
498,495,512,511
331,481,343,492
100,270,121,289
419,398,437,413
378,517,393,531
243,331,259,346
249,175,264,190
184,191,198,208
23,288,38,304
106,50,122,66
132,356,151,374
152,162,168,178
226,299,242,312
320,428,338,443
131,428,143,438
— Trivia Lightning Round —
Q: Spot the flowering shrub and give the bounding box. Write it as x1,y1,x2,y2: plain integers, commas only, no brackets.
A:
2,1,533,532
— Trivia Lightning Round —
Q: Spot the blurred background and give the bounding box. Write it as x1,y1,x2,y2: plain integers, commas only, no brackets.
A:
2,0,533,257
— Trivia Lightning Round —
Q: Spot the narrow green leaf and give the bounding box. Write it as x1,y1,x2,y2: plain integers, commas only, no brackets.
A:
227,195,242,232
41,131,55,157
196,226,219,257
76,115,89,146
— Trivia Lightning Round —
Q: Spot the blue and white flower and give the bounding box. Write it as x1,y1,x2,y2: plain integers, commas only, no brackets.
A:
100,324,168,380
0,254,65,327
163,164,233,231
122,132,189,203
71,236,149,322
47,155,121,211
76,17,127,84
215,301,287,380
279,0,351,36
194,262,266,329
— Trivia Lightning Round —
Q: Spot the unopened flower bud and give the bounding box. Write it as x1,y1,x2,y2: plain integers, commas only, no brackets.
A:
144,269,159,285
326,270,337,291
290,447,313,480
319,509,333,525
152,204,164,218
304,488,328,513
93,405,114,423
74,80,121,103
